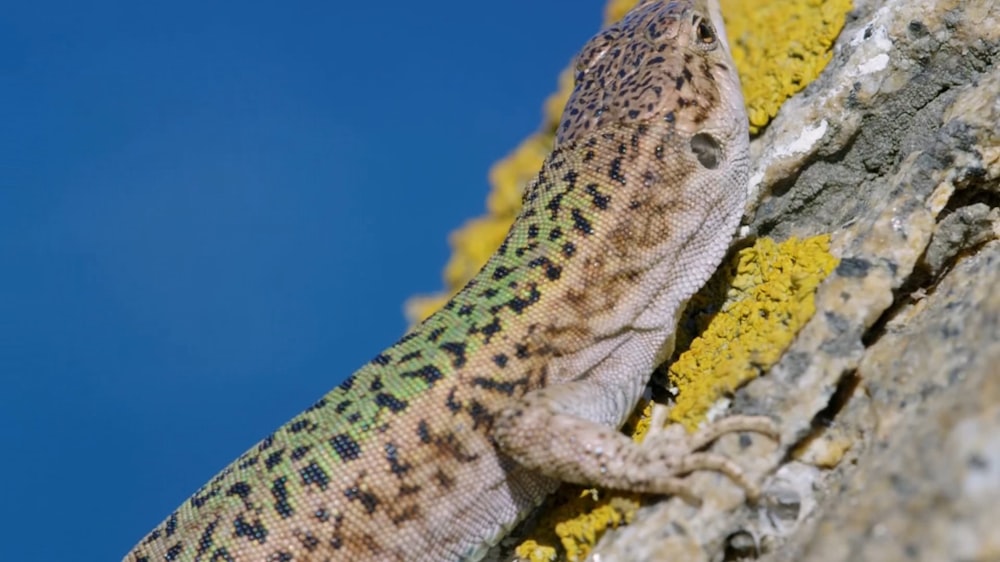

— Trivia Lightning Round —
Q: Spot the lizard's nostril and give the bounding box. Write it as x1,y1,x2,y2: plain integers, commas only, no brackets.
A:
690,133,721,169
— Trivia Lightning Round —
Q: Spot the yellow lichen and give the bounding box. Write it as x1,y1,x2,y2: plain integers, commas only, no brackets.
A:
514,540,557,562
724,0,851,133
555,498,640,561
513,486,643,562
624,399,655,444
666,235,839,428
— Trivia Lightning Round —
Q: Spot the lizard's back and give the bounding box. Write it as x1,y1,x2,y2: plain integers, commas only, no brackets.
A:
124,1,750,560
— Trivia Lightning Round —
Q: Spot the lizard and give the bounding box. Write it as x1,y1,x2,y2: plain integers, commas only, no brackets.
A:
123,0,778,560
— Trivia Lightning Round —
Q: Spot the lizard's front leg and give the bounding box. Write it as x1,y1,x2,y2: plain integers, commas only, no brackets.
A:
492,381,778,504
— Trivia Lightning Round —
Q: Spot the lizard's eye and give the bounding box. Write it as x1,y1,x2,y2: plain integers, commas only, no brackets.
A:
692,16,718,49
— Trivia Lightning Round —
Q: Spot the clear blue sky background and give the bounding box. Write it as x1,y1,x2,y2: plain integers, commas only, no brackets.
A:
0,1,604,558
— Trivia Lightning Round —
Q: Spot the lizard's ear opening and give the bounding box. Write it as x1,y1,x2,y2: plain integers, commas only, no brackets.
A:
690,133,722,169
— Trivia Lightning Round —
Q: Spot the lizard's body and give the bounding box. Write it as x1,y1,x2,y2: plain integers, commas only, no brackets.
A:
125,1,774,560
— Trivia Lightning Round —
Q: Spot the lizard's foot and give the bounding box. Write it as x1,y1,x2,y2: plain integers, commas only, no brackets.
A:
641,403,780,504
493,383,779,506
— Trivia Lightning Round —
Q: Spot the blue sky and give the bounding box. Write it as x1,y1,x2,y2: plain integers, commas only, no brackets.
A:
0,1,604,558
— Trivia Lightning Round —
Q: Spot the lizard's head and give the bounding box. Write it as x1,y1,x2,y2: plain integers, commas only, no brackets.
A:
557,0,746,149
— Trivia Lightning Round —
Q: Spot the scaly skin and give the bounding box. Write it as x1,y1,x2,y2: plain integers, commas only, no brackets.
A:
124,1,776,560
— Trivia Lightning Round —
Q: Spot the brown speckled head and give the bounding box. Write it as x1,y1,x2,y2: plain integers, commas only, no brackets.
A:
557,0,745,146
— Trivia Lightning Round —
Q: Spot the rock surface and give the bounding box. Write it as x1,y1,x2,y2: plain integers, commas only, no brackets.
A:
589,0,1000,560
